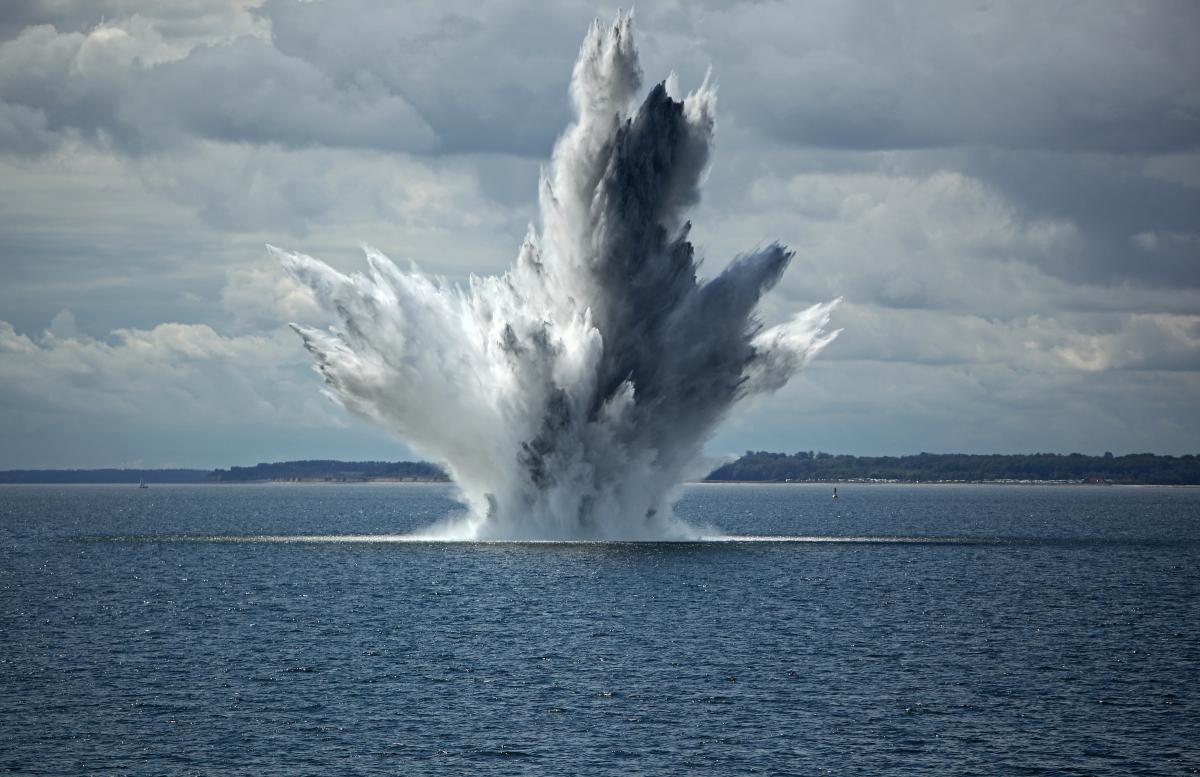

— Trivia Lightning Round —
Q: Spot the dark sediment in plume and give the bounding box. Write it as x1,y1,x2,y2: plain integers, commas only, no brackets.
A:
276,12,840,539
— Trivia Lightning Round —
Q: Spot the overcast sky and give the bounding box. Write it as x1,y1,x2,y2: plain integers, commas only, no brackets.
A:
1,0,1198,469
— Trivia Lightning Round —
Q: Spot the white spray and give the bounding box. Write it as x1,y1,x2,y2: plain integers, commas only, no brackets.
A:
275,13,840,540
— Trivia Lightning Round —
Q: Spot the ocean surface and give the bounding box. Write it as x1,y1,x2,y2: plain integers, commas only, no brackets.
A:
1,483,1197,775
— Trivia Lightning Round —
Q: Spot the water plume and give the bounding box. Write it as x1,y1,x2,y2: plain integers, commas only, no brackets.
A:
276,12,840,540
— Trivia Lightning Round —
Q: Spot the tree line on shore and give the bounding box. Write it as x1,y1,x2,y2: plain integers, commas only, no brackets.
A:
206,460,449,482
705,451,1200,484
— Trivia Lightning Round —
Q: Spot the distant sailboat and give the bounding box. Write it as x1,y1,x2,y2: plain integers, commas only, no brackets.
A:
832,486,838,500
138,478,149,489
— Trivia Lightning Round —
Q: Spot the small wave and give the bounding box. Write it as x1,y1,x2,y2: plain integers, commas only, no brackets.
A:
704,534,1027,544
75,533,1070,546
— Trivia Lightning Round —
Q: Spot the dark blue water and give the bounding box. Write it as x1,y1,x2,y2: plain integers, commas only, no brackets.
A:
2,483,1197,775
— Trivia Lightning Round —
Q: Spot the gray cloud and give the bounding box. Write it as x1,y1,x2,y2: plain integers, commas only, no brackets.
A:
819,305,1200,373
0,318,366,468
683,0,1200,154
0,1,1197,465
717,359,1200,458
0,99,55,154
131,36,435,153
0,0,264,42
7,1,1197,160
0,21,436,156
0,24,131,149
951,148,1200,290
261,0,588,156
0,1,591,158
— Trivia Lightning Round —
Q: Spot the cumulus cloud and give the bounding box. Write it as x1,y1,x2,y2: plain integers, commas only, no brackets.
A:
220,260,325,330
130,36,436,153
695,166,1084,316
0,318,317,422
0,99,55,154
819,305,1200,374
0,18,435,156
1,1,1197,464
130,141,517,242
5,0,1198,161
715,354,1200,459
0,0,592,158
0,316,409,468
261,0,589,156
1051,313,1200,372
0,0,266,44
952,148,1200,289
672,0,1200,154
0,23,135,150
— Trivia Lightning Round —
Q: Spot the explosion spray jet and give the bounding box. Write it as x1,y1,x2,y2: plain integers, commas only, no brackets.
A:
276,12,840,539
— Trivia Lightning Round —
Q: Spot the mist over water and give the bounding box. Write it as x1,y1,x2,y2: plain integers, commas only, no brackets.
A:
276,13,840,540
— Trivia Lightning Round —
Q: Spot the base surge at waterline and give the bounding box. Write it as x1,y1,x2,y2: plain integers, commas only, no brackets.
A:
274,13,840,541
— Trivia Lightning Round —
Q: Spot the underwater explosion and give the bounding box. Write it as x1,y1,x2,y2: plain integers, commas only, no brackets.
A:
275,13,840,540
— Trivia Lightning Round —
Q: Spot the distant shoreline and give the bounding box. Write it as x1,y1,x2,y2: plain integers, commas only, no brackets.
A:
2,479,1198,488
4,450,1197,486
693,479,1200,487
